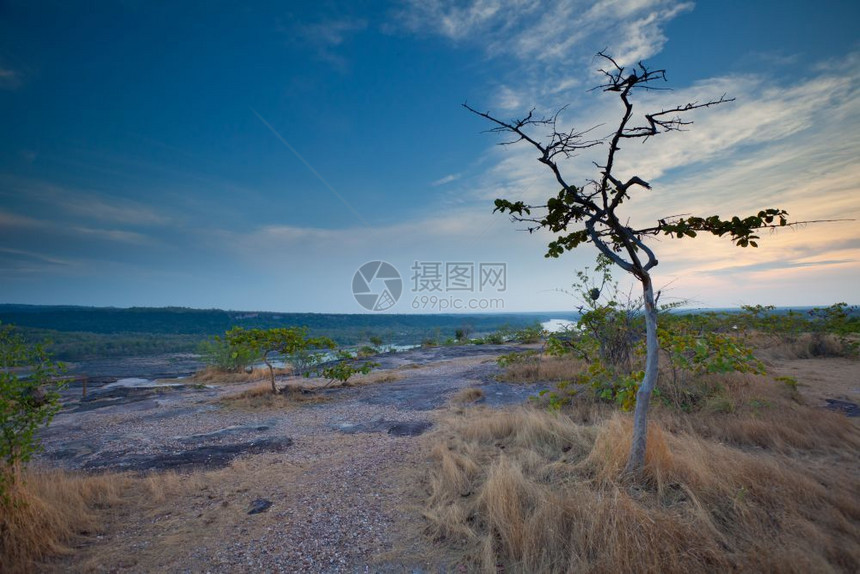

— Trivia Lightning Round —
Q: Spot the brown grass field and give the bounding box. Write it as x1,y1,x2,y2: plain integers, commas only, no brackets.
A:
423,364,860,573
0,469,203,573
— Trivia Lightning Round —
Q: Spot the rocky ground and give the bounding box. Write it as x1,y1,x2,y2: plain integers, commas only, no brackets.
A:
35,344,546,572
32,345,859,572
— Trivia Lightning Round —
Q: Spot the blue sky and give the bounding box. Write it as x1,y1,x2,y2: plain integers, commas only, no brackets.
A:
1,1,858,313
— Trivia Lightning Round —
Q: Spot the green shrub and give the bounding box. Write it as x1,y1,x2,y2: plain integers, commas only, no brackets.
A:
317,351,378,388
483,332,506,345
512,323,544,344
536,257,764,413
497,349,541,368
0,324,66,502
197,336,258,372
357,345,379,358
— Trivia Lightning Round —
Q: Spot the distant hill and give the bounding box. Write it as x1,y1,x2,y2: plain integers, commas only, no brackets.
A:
0,304,578,361
0,304,575,337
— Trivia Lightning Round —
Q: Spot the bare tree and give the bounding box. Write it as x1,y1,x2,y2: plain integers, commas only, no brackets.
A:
467,52,805,475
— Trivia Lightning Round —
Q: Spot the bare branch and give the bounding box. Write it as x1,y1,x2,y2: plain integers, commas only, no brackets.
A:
620,95,736,139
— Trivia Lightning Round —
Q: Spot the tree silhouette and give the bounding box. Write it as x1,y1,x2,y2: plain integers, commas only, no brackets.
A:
467,52,807,475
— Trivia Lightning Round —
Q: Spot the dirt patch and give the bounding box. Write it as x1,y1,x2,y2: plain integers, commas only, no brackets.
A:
769,357,860,416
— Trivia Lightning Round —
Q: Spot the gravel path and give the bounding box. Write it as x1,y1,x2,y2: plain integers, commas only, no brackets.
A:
36,344,542,572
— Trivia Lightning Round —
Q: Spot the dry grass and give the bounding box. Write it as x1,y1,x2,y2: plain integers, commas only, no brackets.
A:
339,370,402,386
656,371,860,453
218,370,402,409
753,332,854,361
191,366,291,385
450,387,485,405
0,467,210,573
218,381,330,409
424,377,860,573
496,355,586,383
3,456,306,572
291,370,402,392
0,470,127,572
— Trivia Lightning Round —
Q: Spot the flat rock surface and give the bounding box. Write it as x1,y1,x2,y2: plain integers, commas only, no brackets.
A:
35,343,546,573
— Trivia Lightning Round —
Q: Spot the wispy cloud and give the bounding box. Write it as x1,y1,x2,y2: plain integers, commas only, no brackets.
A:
431,173,461,186
0,176,171,226
0,247,75,272
444,47,860,305
465,52,860,207
396,0,691,104
0,66,22,90
301,18,368,47
706,258,856,276
493,85,524,110
0,209,42,228
61,195,171,226
287,17,368,69
0,208,158,254
71,226,153,245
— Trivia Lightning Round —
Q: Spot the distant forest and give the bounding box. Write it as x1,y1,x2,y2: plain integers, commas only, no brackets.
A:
0,304,575,361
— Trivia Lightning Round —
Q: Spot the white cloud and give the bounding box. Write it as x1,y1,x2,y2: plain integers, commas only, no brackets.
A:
397,0,523,40
493,86,524,110
396,0,691,105
442,51,860,307
431,173,461,186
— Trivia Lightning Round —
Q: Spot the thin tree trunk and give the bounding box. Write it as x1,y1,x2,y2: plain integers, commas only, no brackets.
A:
625,272,659,475
264,353,276,394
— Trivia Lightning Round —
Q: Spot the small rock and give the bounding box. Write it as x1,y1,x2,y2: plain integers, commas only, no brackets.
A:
248,499,273,515
825,399,860,417
387,421,432,437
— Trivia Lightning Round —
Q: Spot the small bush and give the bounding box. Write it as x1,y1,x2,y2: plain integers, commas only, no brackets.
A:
511,323,544,344
197,336,257,373
0,324,66,502
357,345,379,358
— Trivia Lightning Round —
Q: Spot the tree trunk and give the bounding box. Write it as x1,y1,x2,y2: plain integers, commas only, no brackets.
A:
264,353,277,394
625,272,659,475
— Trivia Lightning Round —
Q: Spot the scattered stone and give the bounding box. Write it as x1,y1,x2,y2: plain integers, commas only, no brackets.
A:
248,499,273,515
